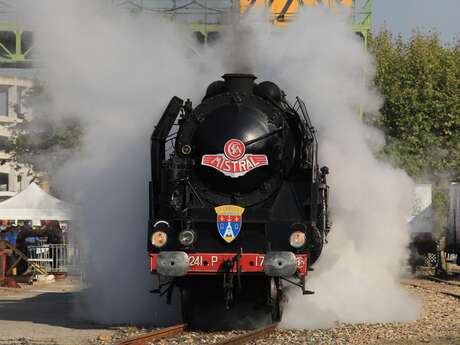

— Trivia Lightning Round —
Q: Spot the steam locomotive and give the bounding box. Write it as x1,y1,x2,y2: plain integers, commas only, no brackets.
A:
148,74,330,325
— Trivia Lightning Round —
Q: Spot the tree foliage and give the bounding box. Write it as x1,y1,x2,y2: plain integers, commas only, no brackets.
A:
370,30,460,235
2,84,82,172
370,30,460,181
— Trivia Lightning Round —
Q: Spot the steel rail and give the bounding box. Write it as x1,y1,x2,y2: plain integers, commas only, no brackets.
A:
424,276,460,287
215,323,278,345
404,281,460,301
116,324,186,345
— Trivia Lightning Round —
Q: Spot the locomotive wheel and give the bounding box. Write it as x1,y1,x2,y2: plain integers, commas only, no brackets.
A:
270,277,283,322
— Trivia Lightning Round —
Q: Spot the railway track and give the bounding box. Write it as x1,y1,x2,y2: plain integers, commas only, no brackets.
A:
216,323,277,345
424,275,460,287
116,323,277,345
403,279,460,301
116,324,186,345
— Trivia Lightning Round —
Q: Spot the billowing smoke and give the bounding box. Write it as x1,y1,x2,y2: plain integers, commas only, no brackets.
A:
22,1,419,326
21,0,207,324
215,8,421,327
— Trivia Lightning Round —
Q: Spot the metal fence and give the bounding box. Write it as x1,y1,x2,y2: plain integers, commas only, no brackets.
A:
27,244,78,274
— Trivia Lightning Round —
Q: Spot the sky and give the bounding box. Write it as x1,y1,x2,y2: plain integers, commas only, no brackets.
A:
373,0,460,42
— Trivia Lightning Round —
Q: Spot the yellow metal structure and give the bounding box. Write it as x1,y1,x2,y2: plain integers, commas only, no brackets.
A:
240,0,355,27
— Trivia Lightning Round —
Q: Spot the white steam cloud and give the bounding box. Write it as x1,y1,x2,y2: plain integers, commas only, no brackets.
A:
21,0,204,324
22,1,420,327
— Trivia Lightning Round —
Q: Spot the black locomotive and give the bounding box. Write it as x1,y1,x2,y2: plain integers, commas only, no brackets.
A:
148,74,330,325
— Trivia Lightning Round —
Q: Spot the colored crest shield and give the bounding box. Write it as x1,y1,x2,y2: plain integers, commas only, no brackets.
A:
215,205,245,243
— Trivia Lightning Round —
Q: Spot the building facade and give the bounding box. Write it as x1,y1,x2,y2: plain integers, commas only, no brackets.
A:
0,75,34,201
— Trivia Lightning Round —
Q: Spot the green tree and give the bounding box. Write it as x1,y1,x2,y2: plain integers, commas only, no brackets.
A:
1,83,82,173
370,30,460,235
370,30,460,180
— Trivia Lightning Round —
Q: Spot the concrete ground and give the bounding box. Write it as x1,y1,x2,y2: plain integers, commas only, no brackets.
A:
0,278,114,345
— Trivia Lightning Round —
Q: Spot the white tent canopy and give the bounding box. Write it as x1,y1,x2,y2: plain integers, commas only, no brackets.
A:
0,182,72,221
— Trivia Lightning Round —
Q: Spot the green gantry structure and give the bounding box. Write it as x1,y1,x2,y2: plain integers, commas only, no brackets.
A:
0,22,33,67
0,0,372,67
112,0,372,47
0,0,34,68
351,0,373,48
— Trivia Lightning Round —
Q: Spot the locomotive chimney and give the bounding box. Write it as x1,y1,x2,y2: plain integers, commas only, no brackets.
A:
222,73,257,93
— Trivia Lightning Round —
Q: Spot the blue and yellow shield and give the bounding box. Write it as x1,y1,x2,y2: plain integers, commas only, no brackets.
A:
215,205,245,243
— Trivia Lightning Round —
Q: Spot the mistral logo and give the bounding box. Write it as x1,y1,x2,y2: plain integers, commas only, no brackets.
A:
201,139,269,178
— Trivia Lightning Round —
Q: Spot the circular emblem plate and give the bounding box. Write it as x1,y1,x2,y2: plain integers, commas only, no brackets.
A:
224,139,245,161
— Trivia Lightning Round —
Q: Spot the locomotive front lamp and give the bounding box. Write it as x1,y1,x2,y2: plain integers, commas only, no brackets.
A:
151,231,168,248
289,231,306,248
179,230,196,246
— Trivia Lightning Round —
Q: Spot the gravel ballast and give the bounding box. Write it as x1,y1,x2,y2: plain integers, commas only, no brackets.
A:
103,277,460,345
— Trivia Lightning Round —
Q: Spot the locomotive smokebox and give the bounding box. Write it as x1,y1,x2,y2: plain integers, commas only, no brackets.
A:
179,73,297,198
222,73,257,93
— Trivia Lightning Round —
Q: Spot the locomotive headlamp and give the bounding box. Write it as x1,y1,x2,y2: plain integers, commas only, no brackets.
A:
179,230,196,246
151,231,168,248
289,231,306,248
181,145,192,155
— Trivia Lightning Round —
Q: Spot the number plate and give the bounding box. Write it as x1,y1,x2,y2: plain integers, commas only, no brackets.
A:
150,253,308,276
188,253,265,272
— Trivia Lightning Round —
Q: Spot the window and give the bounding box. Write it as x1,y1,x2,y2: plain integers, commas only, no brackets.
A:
0,135,8,149
16,87,23,117
0,88,8,116
0,172,8,192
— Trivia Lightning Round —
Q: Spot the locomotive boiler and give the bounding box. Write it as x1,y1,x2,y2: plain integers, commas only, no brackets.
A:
148,74,330,325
